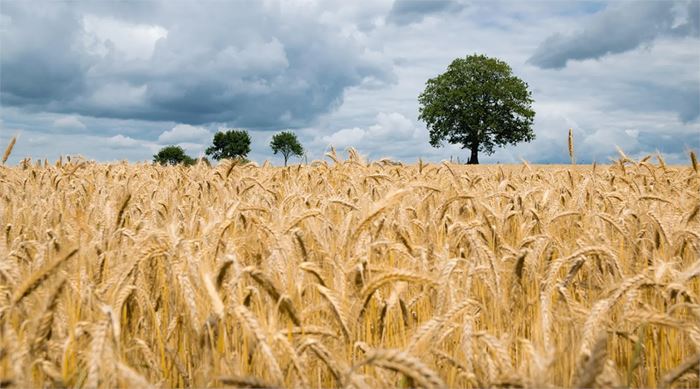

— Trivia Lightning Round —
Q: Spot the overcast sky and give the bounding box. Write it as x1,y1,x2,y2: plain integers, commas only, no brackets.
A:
1,0,698,165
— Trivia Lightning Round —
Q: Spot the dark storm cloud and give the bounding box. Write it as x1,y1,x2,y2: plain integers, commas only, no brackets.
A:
529,0,699,69
0,2,91,105
0,1,395,128
386,0,464,25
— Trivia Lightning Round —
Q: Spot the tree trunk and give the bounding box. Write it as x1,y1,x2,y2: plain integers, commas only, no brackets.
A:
283,154,288,166
467,145,479,164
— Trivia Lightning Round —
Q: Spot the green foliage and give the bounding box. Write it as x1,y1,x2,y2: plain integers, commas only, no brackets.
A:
153,145,195,166
418,54,535,164
270,130,304,166
205,129,251,161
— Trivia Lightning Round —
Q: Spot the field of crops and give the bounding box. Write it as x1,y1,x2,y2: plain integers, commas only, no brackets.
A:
1,149,699,388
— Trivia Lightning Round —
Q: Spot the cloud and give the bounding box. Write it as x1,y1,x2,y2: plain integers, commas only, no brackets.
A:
87,83,148,110
154,124,213,157
83,14,167,60
529,0,699,69
157,124,212,144
316,112,456,161
483,106,700,165
322,127,366,148
53,116,86,129
386,0,464,26
321,112,417,148
172,142,209,157
1,0,698,166
0,2,89,105
108,134,143,148
0,1,395,127
615,81,700,123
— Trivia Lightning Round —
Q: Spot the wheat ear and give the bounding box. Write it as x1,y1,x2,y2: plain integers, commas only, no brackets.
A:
659,352,700,388
351,348,445,389
359,269,436,315
116,361,154,389
218,375,276,388
13,247,78,305
31,279,66,354
245,267,301,325
86,318,110,389
572,332,608,388
233,305,284,384
568,128,575,164
2,136,16,164
315,284,350,339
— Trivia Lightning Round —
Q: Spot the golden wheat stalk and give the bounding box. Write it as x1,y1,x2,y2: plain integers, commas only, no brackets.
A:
2,135,16,164
568,128,575,164
30,279,66,354
232,305,284,384
12,247,78,305
3,145,699,388
315,284,351,339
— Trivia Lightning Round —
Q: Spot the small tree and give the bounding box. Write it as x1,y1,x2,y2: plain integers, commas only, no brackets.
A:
418,54,535,164
270,131,304,166
205,129,251,161
153,145,195,166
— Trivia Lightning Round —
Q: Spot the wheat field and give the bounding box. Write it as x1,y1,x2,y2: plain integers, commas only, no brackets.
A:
1,148,699,388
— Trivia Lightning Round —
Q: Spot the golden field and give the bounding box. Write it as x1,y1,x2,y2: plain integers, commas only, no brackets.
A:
1,149,699,388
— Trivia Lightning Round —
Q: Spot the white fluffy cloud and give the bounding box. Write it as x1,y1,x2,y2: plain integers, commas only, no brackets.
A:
107,134,143,148
83,14,167,60
157,124,211,144
321,112,417,149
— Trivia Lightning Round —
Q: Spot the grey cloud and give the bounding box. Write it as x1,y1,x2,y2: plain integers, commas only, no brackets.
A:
2,0,698,166
618,82,700,123
386,0,464,26
0,1,395,128
529,1,699,69
670,0,700,37
0,3,91,105
636,130,700,155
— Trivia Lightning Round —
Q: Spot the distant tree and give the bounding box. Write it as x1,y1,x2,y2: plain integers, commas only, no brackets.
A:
205,129,251,161
270,131,304,166
153,145,195,166
418,54,535,164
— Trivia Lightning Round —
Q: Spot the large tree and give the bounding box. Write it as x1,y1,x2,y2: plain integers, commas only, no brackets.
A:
153,145,195,166
205,129,251,161
270,131,304,166
418,54,535,164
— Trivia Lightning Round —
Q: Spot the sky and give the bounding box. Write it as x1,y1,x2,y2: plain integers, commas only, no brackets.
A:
0,0,698,165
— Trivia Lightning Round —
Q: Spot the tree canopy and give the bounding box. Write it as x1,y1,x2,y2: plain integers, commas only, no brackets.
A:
270,131,304,166
205,129,251,161
418,54,535,164
153,145,195,166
